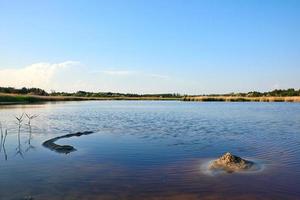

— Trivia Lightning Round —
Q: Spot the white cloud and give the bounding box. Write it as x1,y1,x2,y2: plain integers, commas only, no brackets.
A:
0,61,194,93
0,61,80,90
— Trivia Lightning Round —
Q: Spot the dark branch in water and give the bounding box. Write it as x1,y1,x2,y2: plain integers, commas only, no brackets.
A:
42,131,94,154
3,130,7,160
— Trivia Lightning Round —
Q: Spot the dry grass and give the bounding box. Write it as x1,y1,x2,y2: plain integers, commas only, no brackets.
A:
183,96,300,102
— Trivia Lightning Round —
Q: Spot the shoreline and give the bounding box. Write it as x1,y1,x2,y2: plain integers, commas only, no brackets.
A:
0,93,181,105
1,93,300,105
183,96,300,102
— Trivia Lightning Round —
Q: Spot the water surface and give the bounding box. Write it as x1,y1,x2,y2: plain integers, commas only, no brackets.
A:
0,101,300,200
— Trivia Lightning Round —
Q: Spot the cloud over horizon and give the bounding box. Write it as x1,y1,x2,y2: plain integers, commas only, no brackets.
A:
0,61,80,91
0,61,179,93
1,61,293,94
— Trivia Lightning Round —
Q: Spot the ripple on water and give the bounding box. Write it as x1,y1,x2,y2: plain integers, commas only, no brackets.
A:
0,101,300,199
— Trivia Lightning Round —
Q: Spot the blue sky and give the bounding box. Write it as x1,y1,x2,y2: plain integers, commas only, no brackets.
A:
0,0,299,94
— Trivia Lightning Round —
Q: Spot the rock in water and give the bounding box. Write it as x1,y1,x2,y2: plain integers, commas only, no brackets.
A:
209,152,254,172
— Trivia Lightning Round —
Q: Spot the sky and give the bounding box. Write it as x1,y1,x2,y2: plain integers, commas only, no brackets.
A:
0,0,299,94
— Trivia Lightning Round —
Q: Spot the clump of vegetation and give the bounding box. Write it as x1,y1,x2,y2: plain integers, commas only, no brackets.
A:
209,152,254,173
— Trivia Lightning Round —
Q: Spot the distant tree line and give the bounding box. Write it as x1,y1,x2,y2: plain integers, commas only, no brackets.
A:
0,87,181,98
51,90,181,98
0,87,48,96
209,88,300,97
1,87,300,97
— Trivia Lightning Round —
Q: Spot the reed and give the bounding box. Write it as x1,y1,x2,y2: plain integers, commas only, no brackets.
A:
0,122,8,160
15,113,24,127
25,113,38,126
25,113,37,152
0,122,3,137
15,114,24,158
0,122,3,153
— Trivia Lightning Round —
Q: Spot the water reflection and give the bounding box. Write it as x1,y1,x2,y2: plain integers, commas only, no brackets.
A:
0,113,38,160
0,102,299,200
0,124,7,160
1,112,93,159
15,114,25,158
25,114,37,152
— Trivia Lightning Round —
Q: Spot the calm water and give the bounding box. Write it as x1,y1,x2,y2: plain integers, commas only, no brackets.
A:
0,101,300,200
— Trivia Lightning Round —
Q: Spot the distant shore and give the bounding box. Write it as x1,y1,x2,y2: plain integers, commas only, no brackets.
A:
183,96,300,102
0,93,180,105
1,93,300,105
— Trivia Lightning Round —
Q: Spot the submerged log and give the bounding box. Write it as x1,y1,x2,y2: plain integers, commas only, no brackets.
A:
42,131,94,154
209,152,254,172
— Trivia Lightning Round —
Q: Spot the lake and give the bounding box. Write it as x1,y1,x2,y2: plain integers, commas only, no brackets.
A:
0,101,299,200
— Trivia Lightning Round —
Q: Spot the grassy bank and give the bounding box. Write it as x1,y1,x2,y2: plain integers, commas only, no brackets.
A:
183,96,300,102
0,93,181,104
2,93,300,105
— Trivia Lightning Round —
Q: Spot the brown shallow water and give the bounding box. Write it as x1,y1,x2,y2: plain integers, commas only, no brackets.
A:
0,101,299,200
